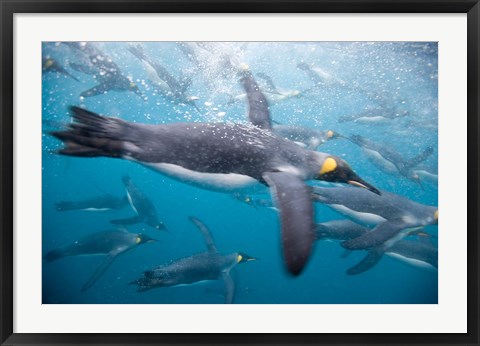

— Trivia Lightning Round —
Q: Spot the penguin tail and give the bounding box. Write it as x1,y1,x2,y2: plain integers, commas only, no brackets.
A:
51,106,131,158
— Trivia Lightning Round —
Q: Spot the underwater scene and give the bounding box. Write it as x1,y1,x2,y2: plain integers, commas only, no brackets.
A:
42,42,438,304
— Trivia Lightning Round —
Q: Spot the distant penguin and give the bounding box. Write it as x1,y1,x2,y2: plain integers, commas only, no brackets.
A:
127,44,198,109
346,134,434,187
312,186,437,274
51,69,379,276
130,217,256,303
55,194,129,212
44,230,156,291
110,176,167,231
272,125,339,150
43,57,79,82
65,42,143,99
338,107,409,124
315,219,437,274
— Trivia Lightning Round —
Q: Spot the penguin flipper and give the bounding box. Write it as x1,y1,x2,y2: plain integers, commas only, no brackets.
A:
110,215,142,226
240,69,272,130
342,219,407,250
263,171,314,276
188,216,218,253
81,251,120,292
80,83,111,98
346,247,385,275
222,272,235,304
405,146,434,169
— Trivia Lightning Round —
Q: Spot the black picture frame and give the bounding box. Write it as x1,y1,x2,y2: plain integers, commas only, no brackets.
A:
1,1,479,345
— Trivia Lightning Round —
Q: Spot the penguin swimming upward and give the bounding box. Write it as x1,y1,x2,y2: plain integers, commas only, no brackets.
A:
55,194,129,212
110,176,167,231
311,186,437,273
130,217,256,303
44,230,156,292
315,219,437,274
51,72,379,276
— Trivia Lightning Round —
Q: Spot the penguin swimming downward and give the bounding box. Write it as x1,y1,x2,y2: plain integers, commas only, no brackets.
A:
110,176,167,231
130,216,256,303
51,67,379,276
311,186,438,274
44,230,157,292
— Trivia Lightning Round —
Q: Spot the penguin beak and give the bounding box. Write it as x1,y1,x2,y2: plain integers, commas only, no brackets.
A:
347,176,381,195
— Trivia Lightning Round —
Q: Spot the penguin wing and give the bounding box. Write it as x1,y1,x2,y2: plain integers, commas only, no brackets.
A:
188,216,218,254
222,272,235,304
263,171,314,276
341,218,408,250
80,82,111,98
81,249,123,292
110,215,142,226
241,70,272,130
346,247,385,275
404,146,434,169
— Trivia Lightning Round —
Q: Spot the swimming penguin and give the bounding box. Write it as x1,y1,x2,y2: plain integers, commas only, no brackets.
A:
346,134,434,186
110,176,167,231
130,216,256,303
311,186,437,273
338,107,410,124
65,42,143,99
43,57,79,82
315,219,437,274
272,125,339,150
127,44,197,109
44,230,157,291
231,192,275,210
50,71,379,275
55,194,129,212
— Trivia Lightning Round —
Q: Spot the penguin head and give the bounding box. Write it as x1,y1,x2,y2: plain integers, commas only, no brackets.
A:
135,234,158,244
236,252,257,264
43,58,54,69
316,156,381,195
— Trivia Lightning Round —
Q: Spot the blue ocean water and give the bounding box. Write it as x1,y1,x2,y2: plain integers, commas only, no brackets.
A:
42,42,438,304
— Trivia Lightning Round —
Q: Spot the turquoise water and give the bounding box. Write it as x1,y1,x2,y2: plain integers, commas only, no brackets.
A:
42,42,438,304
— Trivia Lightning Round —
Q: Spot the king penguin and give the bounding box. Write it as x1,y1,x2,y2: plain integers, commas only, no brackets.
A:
311,186,437,273
110,176,167,231
43,57,79,82
44,230,157,292
55,194,129,212
315,219,437,274
51,67,379,276
64,42,143,99
130,216,256,303
346,134,434,186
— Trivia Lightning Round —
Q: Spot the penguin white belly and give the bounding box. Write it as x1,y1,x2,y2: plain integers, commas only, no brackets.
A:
135,160,264,193
363,149,398,174
386,253,437,271
328,204,386,226
126,190,138,214
82,208,111,212
354,116,389,124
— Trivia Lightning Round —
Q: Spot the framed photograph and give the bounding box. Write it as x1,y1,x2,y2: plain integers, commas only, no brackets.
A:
1,1,478,345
